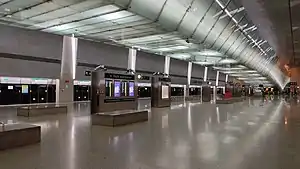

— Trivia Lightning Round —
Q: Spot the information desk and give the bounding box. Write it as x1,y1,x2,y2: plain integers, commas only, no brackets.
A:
92,110,148,127
216,97,245,104
17,105,67,117
0,123,41,150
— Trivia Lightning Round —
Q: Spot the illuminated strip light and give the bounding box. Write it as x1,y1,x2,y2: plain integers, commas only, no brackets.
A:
219,7,245,20
244,25,256,32
216,71,220,86
234,23,247,32
265,47,272,53
258,40,267,46
213,10,224,18
204,67,208,82
214,0,268,55
71,34,77,80
225,74,229,83
256,39,263,45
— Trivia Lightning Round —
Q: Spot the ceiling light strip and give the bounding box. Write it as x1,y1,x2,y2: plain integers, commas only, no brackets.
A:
214,0,268,55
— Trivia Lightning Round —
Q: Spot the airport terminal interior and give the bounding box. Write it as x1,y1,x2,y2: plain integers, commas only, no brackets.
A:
0,0,300,168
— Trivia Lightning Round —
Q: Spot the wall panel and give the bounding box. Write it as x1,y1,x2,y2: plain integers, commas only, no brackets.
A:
77,40,128,69
192,64,205,79
0,57,60,79
0,25,63,60
136,51,164,73
170,58,188,76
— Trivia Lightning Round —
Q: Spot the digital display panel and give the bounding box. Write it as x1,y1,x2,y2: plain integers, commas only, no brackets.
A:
105,80,113,97
114,81,121,97
22,85,28,94
121,81,127,96
162,85,169,99
8,86,13,90
129,82,134,97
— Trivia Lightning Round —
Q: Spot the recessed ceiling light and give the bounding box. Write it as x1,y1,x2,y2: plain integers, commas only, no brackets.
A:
4,8,10,12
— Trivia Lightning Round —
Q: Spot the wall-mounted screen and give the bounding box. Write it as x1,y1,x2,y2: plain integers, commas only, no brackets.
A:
22,85,28,94
105,80,113,97
114,81,121,97
129,82,134,97
121,81,127,96
8,86,13,90
162,85,169,99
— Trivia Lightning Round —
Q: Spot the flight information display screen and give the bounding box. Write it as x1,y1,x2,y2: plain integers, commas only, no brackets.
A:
129,82,134,97
114,81,121,97
105,80,113,97
121,81,127,96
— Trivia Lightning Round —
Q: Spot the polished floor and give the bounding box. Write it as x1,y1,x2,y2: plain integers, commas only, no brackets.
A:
0,98,299,169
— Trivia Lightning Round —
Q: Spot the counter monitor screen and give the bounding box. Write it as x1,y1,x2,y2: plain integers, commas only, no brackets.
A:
129,82,134,97
8,86,13,90
114,81,121,97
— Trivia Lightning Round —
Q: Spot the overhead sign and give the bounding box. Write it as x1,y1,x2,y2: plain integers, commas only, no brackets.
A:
105,73,135,80
158,77,171,82
137,75,150,80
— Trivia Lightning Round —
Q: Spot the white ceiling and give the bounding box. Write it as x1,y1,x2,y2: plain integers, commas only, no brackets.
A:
0,0,289,87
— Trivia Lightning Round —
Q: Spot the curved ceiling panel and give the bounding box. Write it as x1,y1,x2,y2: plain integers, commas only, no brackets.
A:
116,0,289,88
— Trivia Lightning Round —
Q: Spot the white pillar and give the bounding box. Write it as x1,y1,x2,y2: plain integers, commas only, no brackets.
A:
164,56,170,75
204,67,208,82
216,71,220,86
213,86,216,103
57,35,78,103
225,74,229,83
55,79,60,103
186,62,193,97
128,48,137,71
187,62,192,85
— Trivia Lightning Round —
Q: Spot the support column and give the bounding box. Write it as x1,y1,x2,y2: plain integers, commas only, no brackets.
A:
204,67,208,82
202,66,211,102
216,71,220,87
225,74,229,83
56,35,78,103
128,48,137,72
186,62,192,97
164,56,170,75
213,71,220,102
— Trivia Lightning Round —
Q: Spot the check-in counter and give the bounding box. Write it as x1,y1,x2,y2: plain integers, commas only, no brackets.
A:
17,105,67,117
